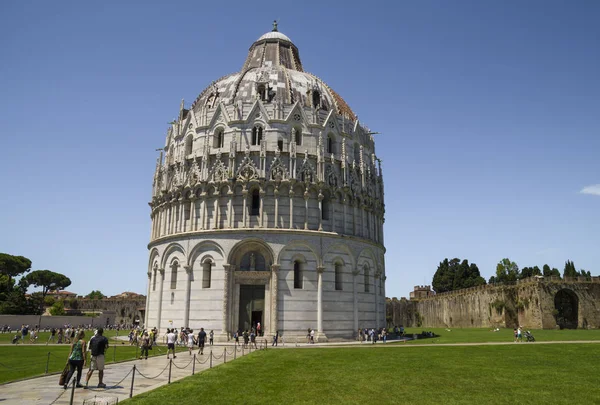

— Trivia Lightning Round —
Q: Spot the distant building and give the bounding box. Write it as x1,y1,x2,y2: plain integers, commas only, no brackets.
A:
410,285,435,300
47,290,77,300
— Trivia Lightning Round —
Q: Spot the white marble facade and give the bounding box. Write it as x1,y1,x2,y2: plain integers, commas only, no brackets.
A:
146,24,386,340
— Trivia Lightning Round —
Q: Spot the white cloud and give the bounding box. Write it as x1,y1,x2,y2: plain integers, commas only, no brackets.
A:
580,184,600,196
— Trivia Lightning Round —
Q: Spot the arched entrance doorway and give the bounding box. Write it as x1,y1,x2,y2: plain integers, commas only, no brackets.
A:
554,289,578,329
227,239,275,336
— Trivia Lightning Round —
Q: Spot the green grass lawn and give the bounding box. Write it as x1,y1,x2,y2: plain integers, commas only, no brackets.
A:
0,344,187,384
123,344,600,405
392,327,600,344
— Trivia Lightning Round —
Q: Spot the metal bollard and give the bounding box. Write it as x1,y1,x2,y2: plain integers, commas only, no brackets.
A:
210,350,213,368
113,344,116,362
168,359,172,384
224,347,227,363
69,379,76,405
234,345,236,359
130,365,136,398
45,352,50,374
192,354,196,375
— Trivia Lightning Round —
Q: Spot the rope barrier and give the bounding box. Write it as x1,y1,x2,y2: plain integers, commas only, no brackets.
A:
211,352,224,360
136,362,170,380
84,367,134,392
195,356,209,365
171,358,194,370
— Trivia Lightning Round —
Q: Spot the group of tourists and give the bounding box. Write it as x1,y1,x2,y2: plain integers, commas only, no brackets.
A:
233,328,259,348
358,327,388,343
164,327,213,357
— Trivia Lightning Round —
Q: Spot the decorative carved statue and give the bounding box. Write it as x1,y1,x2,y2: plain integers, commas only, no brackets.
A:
250,253,256,271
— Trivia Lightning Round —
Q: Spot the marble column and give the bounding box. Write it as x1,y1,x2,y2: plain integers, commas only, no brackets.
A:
184,265,193,327
303,192,309,230
259,189,265,228
316,266,327,341
274,189,279,228
317,193,323,231
270,264,280,335
144,272,152,327
179,198,185,233
374,272,380,327
353,269,359,335
190,197,196,231
157,268,165,330
289,190,294,229
222,264,231,338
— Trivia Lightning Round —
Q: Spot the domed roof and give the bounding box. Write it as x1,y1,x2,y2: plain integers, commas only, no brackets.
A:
256,31,293,43
191,24,356,120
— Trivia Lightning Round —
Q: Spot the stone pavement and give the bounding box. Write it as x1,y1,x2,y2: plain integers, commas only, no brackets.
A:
0,343,261,405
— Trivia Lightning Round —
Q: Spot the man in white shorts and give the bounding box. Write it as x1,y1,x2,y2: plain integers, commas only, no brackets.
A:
85,327,109,389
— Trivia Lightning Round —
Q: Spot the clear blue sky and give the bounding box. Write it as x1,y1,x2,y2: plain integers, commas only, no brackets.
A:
1,1,598,298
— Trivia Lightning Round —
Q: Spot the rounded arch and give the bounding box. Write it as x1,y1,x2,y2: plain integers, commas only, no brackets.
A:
356,247,377,270
160,242,186,270
148,248,160,272
213,126,225,149
184,133,194,156
277,239,321,267
323,243,356,270
187,240,225,268
227,238,275,268
554,288,579,329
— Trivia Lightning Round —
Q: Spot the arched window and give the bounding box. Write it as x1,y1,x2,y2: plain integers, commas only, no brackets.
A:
293,261,303,289
252,126,263,145
293,127,302,146
170,261,179,290
257,84,266,101
363,265,370,293
251,189,260,216
327,134,335,154
185,134,194,156
214,128,224,148
277,137,284,152
354,143,361,164
312,90,321,108
202,260,212,288
321,196,330,220
335,263,343,291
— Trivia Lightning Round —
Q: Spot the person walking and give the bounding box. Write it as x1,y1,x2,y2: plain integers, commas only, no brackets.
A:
197,328,207,355
187,330,196,355
140,332,151,360
46,328,56,345
209,330,214,346
85,327,109,389
272,330,279,347
64,330,87,389
166,329,177,359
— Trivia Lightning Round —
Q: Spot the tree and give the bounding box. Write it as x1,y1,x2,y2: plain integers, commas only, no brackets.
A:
0,254,32,314
494,258,520,283
49,300,66,316
0,253,32,282
85,290,106,300
563,260,578,278
433,258,485,293
22,270,71,327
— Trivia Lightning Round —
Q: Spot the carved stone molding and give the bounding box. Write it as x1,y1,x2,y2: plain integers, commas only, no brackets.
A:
234,271,271,284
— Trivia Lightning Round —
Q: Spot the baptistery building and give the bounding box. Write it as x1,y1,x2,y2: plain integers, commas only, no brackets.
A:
145,24,386,341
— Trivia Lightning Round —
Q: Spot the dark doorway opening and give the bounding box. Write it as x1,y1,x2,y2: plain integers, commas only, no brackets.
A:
554,289,579,329
238,285,265,332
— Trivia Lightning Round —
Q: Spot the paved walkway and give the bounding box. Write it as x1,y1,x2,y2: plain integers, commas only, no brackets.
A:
0,343,259,405
2,339,598,404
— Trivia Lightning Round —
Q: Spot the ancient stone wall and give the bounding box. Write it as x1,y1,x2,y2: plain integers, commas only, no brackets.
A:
387,277,600,329
69,298,146,326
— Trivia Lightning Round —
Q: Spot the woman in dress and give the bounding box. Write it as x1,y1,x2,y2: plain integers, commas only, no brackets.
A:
187,330,196,355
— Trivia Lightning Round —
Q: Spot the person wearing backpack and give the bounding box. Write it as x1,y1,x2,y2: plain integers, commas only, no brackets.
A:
85,327,109,389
